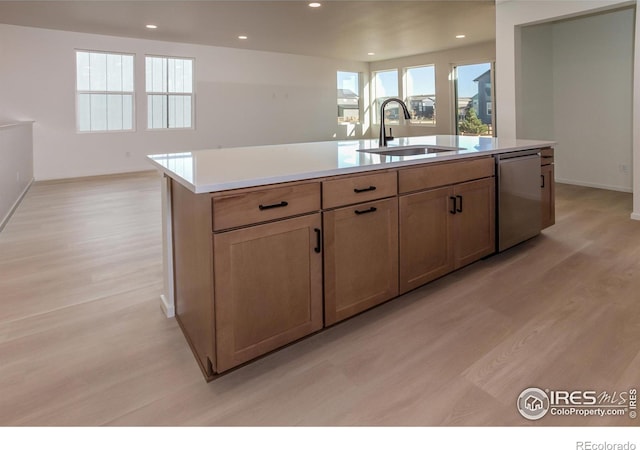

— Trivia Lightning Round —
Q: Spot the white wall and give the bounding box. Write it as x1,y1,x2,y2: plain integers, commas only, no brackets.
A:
0,24,368,180
368,41,496,137
553,9,634,192
516,23,554,141
0,122,34,231
517,8,634,192
496,0,640,218
633,4,640,219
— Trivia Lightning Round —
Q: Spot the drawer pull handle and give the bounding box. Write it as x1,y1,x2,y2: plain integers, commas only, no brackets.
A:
541,174,545,188
258,201,288,211
456,195,463,213
354,186,377,193
314,228,322,253
354,206,377,215
449,196,457,215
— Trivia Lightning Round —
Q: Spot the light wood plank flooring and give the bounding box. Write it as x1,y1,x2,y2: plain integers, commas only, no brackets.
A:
1,172,639,426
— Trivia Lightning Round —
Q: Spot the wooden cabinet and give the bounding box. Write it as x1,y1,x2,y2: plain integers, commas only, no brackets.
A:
323,197,399,325
399,157,494,194
399,187,454,293
212,183,320,231
171,151,549,379
540,148,555,229
323,171,397,209
213,213,323,372
453,178,495,268
172,179,323,378
398,159,495,294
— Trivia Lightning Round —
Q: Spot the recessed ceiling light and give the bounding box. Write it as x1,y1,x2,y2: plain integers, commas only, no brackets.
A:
455,34,466,39
238,35,248,40
367,52,375,56
146,24,158,29
309,2,322,7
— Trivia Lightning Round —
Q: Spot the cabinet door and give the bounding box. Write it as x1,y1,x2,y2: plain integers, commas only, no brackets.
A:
399,186,454,294
453,178,495,268
541,164,555,229
324,197,399,325
213,213,323,373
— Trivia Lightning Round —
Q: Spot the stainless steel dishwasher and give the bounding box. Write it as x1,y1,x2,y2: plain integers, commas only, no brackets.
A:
495,150,541,252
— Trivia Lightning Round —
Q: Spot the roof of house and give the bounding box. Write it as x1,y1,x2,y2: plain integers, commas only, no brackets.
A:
337,89,358,99
473,69,491,82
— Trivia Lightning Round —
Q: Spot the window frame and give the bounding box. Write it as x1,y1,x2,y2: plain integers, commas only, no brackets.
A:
75,49,136,134
337,70,361,125
451,60,496,137
403,64,437,127
371,69,400,125
145,54,196,131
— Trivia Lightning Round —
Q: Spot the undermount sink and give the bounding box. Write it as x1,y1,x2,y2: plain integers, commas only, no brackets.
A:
358,145,464,157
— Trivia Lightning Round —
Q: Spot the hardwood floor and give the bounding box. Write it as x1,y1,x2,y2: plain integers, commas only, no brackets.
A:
1,173,639,426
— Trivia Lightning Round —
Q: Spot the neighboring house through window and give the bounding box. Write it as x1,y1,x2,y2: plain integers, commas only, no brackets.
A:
146,56,194,129
76,50,134,132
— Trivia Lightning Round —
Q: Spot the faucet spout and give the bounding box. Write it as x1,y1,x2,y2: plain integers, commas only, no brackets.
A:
379,97,411,147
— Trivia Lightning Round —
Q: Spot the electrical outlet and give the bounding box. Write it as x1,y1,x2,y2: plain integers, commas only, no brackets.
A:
125,151,131,158
620,164,629,174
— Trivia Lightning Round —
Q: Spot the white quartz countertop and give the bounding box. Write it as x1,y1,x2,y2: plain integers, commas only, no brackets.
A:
147,135,555,194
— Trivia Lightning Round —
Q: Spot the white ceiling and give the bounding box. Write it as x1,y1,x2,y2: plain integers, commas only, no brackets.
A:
0,0,496,61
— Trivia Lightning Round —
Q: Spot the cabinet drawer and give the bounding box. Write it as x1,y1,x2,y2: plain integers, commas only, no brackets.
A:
540,147,554,166
399,157,494,194
212,182,320,231
323,171,397,209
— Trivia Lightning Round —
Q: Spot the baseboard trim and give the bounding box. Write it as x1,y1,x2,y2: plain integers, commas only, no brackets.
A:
160,293,175,318
0,178,34,233
555,178,632,193
631,212,640,221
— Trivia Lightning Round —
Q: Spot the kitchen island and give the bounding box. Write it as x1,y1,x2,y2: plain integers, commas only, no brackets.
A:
148,135,555,380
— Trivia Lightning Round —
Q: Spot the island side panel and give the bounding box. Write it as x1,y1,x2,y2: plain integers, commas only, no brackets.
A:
171,179,216,377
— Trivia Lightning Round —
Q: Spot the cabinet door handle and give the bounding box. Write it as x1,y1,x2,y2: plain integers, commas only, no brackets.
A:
354,206,377,215
541,174,545,188
354,186,377,193
258,201,288,211
449,196,457,214
314,228,322,253
456,195,463,213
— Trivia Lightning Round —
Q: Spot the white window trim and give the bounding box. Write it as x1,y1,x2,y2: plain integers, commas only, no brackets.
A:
371,68,400,125
75,49,136,134
403,64,437,127
145,54,196,131
337,70,361,126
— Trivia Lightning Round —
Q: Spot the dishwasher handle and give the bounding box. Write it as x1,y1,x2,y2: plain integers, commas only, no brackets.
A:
495,149,541,161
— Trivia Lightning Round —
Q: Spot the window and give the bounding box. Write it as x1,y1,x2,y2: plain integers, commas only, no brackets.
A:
76,50,134,132
454,62,494,136
146,56,194,129
372,69,399,124
337,71,360,124
404,65,436,125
